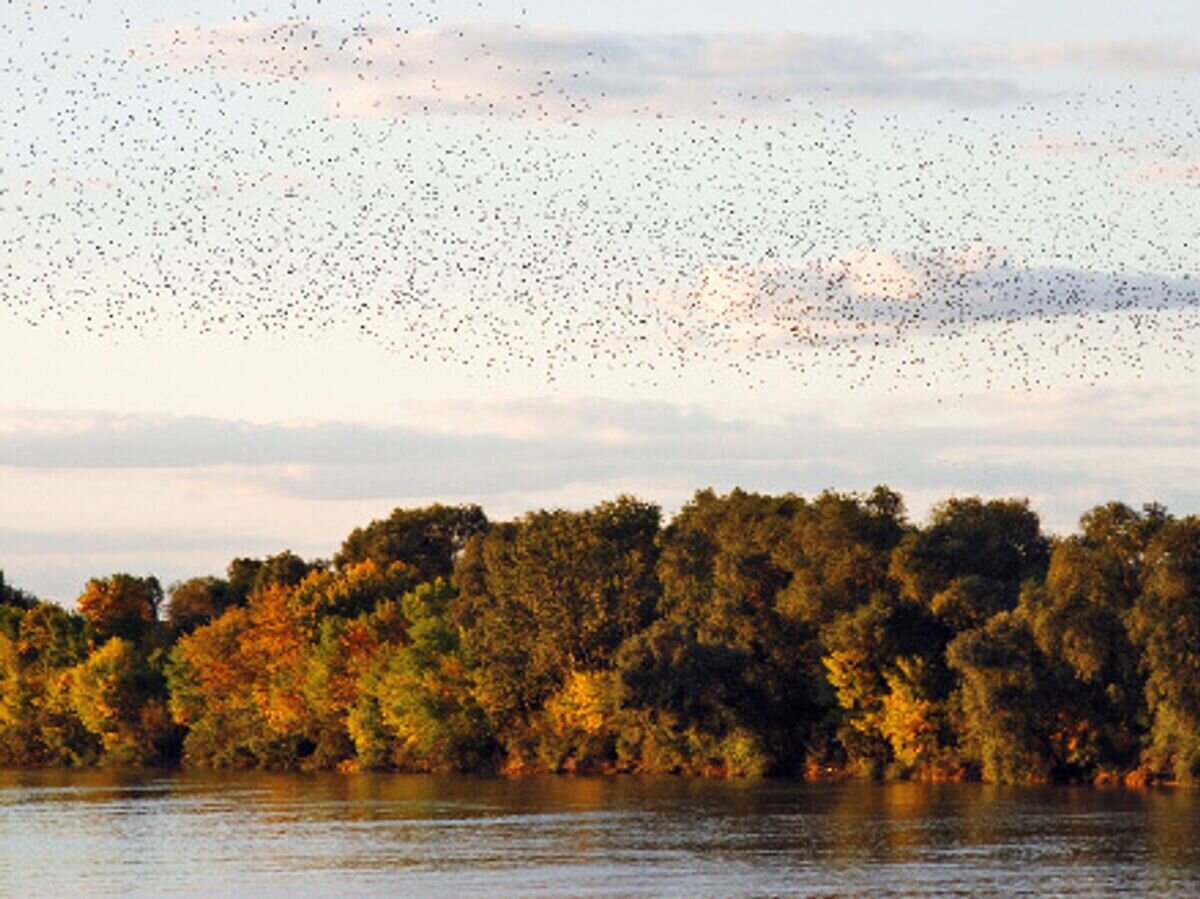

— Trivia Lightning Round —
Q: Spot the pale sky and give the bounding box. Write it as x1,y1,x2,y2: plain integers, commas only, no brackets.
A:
2,1,1200,601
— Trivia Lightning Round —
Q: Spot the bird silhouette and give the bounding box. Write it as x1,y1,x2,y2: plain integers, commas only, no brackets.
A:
1,0,1197,394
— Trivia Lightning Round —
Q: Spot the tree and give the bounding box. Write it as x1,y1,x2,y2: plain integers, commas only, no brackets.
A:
879,655,949,773
0,631,30,763
891,497,1049,616
166,577,239,636
17,601,90,671
775,487,906,627
655,488,826,774
0,570,35,610
350,582,492,772
76,574,162,644
168,559,420,770
5,488,1199,780
819,588,950,777
615,618,768,776
1016,505,1162,776
168,606,264,767
168,584,312,768
454,497,660,766
226,558,265,605
336,504,488,583
946,612,1059,784
1128,516,1200,783
286,560,418,638
223,551,321,607
0,602,95,766
302,585,410,770
70,637,176,765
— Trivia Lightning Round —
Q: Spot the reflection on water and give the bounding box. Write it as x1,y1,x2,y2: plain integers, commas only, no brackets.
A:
2,770,1199,896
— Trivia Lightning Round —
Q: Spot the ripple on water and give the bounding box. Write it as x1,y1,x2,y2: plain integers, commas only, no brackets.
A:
1,774,1199,897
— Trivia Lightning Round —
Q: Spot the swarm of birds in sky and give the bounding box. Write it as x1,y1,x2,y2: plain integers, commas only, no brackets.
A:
2,0,1198,392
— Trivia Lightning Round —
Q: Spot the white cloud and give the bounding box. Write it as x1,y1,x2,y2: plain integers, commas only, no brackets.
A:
976,40,1200,75
843,250,929,301
1124,162,1200,184
130,20,1200,120
650,249,1200,355
3,386,1200,600
131,21,1024,117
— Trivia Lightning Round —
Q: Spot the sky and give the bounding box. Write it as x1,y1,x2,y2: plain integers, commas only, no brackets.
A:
2,1,1200,602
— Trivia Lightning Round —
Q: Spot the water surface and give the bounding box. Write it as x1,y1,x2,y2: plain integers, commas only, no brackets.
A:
2,771,1198,896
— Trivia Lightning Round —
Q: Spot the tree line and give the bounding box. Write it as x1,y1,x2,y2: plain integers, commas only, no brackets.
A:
2,488,1199,785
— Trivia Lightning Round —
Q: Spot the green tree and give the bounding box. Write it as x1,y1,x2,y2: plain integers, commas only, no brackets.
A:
891,496,1049,618
820,592,947,776
946,612,1058,784
224,551,320,606
226,557,265,605
775,486,906,627
70,637,177,765
1017,504,1162,777
336,504,488,583
301,587,409,770
0,570,35,610
351,582,493,772
655,488,818,774
1128,516,1200,783
455,497,660,766
615,619,768,776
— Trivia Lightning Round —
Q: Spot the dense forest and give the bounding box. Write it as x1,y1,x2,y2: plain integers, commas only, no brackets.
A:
2,488,1199,785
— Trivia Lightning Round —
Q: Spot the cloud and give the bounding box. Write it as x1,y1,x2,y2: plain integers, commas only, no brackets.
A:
0,402,737,474
132,21,1024,116
976,40,1200,75
130,20,1200,119
3,388,1199,503
649,249,1200,354
4,388,1200,600
1124,162,1200,184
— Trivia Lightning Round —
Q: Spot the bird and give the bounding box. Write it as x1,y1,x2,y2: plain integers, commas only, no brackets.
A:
1,0,1198,395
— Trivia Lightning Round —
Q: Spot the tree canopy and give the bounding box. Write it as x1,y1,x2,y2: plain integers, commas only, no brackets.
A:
2,492,1199,784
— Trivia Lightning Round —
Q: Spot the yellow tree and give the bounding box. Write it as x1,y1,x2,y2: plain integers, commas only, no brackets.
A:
70,637,174,765
77,575,162,644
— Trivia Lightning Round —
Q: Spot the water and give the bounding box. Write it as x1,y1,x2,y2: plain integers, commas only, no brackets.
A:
1,771,1199,897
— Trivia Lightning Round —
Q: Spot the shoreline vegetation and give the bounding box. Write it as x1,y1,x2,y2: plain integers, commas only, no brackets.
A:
2,488,1199,787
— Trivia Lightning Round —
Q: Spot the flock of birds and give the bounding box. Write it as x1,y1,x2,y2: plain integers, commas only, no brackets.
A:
2,0,1199,391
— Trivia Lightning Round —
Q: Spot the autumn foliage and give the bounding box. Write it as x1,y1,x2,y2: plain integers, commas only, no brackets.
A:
3,492,1200,785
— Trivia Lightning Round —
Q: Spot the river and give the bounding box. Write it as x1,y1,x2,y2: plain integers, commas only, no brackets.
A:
2,771,1198,896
